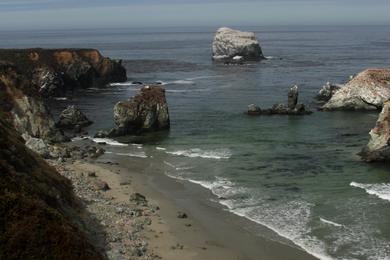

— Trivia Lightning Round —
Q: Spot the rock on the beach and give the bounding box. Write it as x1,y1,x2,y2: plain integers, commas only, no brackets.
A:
130,193,148,205
111,85,170,136
25,137,50,158
212,27,265,63
322,69,390,110
316,82,343,102
177,211,188,219
92,179,110,191
360,100,390,162
57,105,92,129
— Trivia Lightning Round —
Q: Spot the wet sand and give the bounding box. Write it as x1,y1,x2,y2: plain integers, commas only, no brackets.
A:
75,157,317,260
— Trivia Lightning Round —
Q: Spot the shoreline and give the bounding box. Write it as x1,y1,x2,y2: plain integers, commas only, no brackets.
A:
53,155,316,259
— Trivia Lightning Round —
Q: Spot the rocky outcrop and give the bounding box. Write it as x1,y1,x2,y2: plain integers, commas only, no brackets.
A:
0,62,65,142
0,48,125,141
0,115,104,259
112,85,170,136
360,100,390,162
212,27,265,63
247,85,312,116
316,82,343,102
322,69,390,110
0,48,127,97
57,105,92,129
97,85,170,137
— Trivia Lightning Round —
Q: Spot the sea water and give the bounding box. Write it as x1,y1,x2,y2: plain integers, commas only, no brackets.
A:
2,25,390,259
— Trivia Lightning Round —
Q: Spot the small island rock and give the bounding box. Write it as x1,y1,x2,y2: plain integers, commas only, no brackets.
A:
212,27,265,63
111,85,170,136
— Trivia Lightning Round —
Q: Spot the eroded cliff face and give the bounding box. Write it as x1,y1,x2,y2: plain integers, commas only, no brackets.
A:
0,48,127,141
0,115,104,259
360,99,390,162
106,85,170,136
0,48,127,97
322,69,390,110
0,62,64,141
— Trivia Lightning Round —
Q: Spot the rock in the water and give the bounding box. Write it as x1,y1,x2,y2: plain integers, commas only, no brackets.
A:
212,27,265,63
360,100,390,162
316,82,343,102
111,85,170,136
247,104,261,115
57,105,92,129
25,137,50,158
322,69,390,110
247,85,312,116
288,85,299,109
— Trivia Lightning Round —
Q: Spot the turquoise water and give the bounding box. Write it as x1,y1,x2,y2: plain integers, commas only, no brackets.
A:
2,26,390,259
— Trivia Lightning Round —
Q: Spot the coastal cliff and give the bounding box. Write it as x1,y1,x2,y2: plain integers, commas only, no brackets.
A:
322,69,390,110
0,62,64,141
0,48,127,141
360,99,390,162
0,115,104,259
0,48,127,97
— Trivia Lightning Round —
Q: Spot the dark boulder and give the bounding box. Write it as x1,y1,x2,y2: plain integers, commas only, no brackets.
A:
57,105,92,129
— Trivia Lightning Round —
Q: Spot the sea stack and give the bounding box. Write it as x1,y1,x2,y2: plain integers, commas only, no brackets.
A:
360,100,390,162
247,85,311,116
212,27,265,63
322,68,390,110
108,85,170,136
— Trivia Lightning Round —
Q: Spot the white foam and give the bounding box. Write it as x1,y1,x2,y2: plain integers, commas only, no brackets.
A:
54,97,67,101
91,138,128,146
163,161,193,171
156,80,195,85
109,82,141,87
156,147,167,151
350,182,390,202
116,152,147,158
227,202,332,260
186,75,223,80
166,148,231,160
163,173,332,260
320,218,344,227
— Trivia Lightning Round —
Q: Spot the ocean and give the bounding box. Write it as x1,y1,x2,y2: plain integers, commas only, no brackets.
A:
2,25,390,259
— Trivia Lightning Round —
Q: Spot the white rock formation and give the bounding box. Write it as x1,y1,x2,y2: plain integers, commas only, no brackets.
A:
212,27,264,63
322,69,390,110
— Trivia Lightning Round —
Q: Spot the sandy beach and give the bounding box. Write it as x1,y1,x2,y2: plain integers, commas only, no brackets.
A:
49,157,316,260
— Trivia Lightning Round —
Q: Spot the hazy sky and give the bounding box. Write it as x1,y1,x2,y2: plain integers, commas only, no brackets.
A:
0,0,389,30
